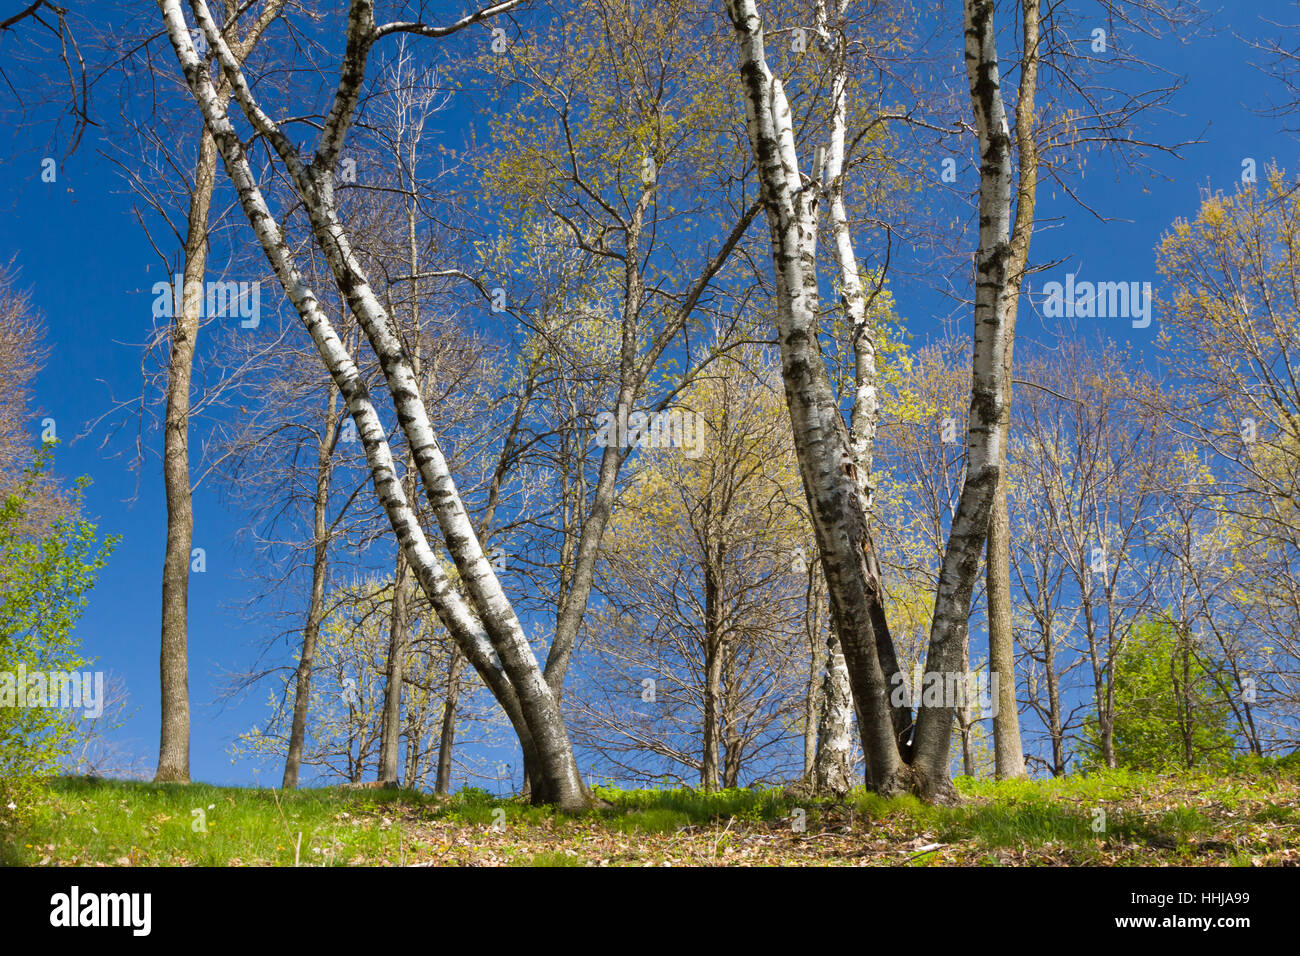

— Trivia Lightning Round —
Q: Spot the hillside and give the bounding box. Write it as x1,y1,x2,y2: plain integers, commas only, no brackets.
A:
4,769,1298,867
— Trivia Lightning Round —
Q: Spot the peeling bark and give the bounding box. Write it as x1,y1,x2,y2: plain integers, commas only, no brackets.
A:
814,630,854,795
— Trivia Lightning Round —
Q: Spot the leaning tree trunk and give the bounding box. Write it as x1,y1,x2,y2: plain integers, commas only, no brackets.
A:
155,126,217,784
282,387,341,789
160,0,544,787
160,0,588,810
298,134,586,810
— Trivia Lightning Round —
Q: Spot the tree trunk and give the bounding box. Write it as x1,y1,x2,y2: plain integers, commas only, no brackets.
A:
402,678,425,789
814,631,854,795
1174,624,1195,768
802,649,822,782
435,646,464,796
723,0,912,799
1101,712,1116,769
985,0,1040,782
724,0,1014,803
155,0,284,788
379,138,424,787
801,575,825,781
1044,627,1065,775
721,649,743,789
958,634,976,778
303,180,587,808
1106,626,1118,769
1082,600,1115,768
906,0,1018,801
160,1,588,809
987,481,1026,777
155,125,217,784
377,547,409,784
810,0,884,798
282,387,340,788
701,640,722,792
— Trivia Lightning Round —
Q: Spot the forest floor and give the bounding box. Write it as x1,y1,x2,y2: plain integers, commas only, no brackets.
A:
3,768,1298,866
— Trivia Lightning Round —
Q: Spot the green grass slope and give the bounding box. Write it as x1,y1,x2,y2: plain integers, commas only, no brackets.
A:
3,768,1298,866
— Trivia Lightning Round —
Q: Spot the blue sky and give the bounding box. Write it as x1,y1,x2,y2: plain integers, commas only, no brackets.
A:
1,0,1296,788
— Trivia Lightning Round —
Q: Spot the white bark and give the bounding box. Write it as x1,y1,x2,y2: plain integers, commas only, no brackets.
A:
908,0,1016,796
725,0,1017,800
814,632,854,794
723,0,910,793
815,0,878,505
187,0,583,807
156,0,587,808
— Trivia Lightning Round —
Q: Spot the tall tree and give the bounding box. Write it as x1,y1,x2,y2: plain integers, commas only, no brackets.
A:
154,0,284,783
982,0,1038,780
722,0,913,796
477,0,760,718
721,0,1016,801
157,0,593,808
569,346,812,789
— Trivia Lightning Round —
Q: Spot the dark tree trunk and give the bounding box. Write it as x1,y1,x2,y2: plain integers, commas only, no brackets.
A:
282,388,340,789
435,646,464,796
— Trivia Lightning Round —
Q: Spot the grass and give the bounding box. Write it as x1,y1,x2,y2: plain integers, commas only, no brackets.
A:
2,767,1297,866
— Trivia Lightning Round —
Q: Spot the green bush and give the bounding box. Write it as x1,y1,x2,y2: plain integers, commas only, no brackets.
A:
0,458,116,822
1082,617,1235,772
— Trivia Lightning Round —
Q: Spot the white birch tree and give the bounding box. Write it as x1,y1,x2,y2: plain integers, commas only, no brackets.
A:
156,0,590,808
